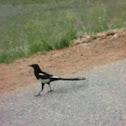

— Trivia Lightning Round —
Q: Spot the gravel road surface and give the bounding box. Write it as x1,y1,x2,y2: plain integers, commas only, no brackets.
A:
0,60,126,126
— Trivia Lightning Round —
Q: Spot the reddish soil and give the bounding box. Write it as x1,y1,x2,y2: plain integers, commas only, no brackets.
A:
0,28,126,94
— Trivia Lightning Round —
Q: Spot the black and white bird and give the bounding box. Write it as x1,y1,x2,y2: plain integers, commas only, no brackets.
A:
29,64,86,96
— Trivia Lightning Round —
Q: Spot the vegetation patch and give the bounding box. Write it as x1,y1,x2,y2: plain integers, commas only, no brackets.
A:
0,0,126,63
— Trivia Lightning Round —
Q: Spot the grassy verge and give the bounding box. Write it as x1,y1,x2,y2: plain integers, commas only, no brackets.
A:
0,0,126,63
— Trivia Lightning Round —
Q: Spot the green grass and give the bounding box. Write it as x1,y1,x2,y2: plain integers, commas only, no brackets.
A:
0,0,126,63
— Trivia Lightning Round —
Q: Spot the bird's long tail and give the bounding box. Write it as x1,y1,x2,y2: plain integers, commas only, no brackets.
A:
58,77,86,81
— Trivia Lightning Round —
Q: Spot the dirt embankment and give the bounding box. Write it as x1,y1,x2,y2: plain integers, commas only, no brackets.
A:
0,28,126,94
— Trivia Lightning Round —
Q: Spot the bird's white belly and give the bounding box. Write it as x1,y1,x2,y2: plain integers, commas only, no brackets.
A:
39,78,50,83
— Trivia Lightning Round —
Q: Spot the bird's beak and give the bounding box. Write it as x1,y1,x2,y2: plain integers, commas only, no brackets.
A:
28,65,32,67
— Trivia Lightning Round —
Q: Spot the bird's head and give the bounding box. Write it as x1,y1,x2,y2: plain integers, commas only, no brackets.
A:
29,64,39,69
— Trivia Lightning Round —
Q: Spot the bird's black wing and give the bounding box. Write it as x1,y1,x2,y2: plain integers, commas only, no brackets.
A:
38,71,57,79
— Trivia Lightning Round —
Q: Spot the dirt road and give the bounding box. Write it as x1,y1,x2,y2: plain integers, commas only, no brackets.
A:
0,60,126,126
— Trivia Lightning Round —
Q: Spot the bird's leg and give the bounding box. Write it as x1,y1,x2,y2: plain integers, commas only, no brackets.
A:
35,83,44,97
48,83,53,92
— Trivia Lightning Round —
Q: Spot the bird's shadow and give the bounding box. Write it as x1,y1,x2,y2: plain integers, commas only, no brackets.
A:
53,83,86,94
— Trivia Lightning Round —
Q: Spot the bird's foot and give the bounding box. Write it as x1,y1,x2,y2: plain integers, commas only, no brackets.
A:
48,90,53,93
34,93,41,97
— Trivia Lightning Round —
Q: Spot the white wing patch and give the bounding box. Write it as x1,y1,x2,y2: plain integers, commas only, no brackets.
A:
39,73,44,76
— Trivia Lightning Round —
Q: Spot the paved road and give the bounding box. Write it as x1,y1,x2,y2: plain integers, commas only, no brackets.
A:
0,60,126,126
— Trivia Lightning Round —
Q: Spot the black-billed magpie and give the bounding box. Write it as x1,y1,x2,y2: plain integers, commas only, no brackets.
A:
29,64,86,96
